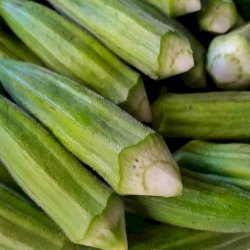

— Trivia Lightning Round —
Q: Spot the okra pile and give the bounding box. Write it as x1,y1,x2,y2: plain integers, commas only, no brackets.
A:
1,0,250,249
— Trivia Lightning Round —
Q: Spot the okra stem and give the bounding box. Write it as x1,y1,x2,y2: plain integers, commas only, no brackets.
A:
0,59,182,198
0,0,151,122
0,95,127,250
207,22,250,89
47,0,194,80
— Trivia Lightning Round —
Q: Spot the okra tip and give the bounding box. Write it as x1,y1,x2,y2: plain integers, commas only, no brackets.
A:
159,32,194,79
118,134,182,197
82,194,128,250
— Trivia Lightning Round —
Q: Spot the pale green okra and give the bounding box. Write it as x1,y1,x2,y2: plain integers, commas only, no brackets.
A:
142,0,201,17
152,92,250,140
126,0,207,88
47,0,194,80
0,94,127,250
0,183,74,250
198,0,238,34
0,59,182,198
0,0,151,122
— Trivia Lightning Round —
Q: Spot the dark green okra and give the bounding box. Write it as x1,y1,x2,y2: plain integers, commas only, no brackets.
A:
0,183,74,250
175,140,250,190
126,0,207,88
126,169,250,233
0,95,127,250
0,0,151,122
47,0,194,80
198,0,238,34
152,92,250,140
127,213,250,250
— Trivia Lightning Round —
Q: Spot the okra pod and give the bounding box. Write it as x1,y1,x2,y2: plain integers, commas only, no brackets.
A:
126,0,207,88
0,59,182,197
0,0,151,122
126,169,250,233
175,140,250,190
0,95,127,250
152,92,250,140
0,28,43,64
47,0,194,80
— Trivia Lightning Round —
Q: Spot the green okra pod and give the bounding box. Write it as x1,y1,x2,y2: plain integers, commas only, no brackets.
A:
175,140,250,190
142,0,201,17
126,169,250,233
0,28,43,64
0,95,127,250
0,0,151,121
152,92,250,140
0,59,182,198
198,0,238,34
47,0,194,80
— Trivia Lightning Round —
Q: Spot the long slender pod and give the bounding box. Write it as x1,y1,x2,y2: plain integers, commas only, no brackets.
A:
0,0,151,121
0,94,127,250
0,59,182,197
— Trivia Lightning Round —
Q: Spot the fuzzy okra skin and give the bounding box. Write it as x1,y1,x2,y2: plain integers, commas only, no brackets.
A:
198,0,238,34
126,0,206,88
0,29,43,65
175,140,250,190
207,23,250,90
152,92,250,140
0,183,74,250
125,169,250,233
142,0,201,17
0,95,127,250
47,0,194,80
0,0,151,122
0,59,182,197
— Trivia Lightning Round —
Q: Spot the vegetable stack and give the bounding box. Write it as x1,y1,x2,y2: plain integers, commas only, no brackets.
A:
0,0,250,249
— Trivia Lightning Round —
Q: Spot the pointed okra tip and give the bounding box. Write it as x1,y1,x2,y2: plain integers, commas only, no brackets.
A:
118,133,183,197
158,32,194,79
80,194,128,250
